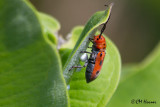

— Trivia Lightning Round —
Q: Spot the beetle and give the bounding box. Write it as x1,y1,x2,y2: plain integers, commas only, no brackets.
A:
69,17,109,83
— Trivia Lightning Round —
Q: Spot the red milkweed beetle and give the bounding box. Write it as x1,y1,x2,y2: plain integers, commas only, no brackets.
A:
69,10,110,83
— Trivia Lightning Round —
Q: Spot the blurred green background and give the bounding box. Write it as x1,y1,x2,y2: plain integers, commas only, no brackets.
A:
30,0,160,63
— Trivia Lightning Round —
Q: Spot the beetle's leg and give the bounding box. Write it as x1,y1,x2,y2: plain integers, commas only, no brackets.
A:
69,66,83,71
69,61,88,71
88,38,94,48
80,51,92,54
89,37,94,43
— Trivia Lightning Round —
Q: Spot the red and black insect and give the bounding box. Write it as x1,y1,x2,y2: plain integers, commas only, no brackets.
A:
69,18,109,83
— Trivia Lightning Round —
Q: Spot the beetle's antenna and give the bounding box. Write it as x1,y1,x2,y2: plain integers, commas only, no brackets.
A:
99,15,110,38
99,3,113,38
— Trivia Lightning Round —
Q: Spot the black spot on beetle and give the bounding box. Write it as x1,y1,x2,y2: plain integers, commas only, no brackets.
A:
103,47,105,49
99,60,103,66
96,71,99,74
100,52,102,57
97,38,99,40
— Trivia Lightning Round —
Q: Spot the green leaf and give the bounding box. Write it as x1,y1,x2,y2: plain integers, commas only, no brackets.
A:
60,4,121,106
59,26,84,67
60,26,84,49
0,0,68,106
38,12,60,45
107,42,160,107
63,3,115,84
59,48,72,68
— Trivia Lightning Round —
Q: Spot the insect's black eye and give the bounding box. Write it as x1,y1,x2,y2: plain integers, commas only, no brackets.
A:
96,71,99,75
